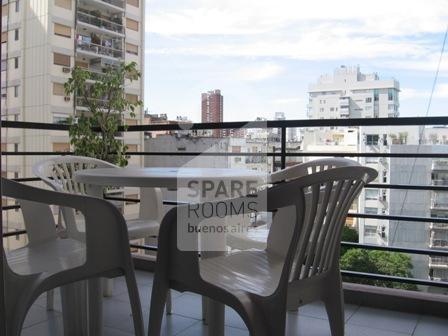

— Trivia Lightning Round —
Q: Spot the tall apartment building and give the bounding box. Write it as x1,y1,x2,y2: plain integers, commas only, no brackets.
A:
306,66,448,289
201,89,223,137
308,65,399,119
1,0,145,250
1,0,145,180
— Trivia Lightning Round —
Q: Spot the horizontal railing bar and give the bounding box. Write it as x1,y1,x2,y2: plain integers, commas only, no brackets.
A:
129,243,158,252
4,151,448,159
367,183,448,191
2,229,27,238
3,116,448,131
128,243,448,287
11,177,41,182
341,270,448,288
104,196,140,203
347,212,448,224
341,242,448,257
1,205,20,211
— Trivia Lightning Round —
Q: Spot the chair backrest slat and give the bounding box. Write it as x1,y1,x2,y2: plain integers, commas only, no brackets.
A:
266,159,377,283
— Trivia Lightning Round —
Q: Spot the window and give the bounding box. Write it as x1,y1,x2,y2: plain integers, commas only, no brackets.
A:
319,108,324,112
53,114,69,124
1,87,6,99
126,18,139,31
125,118,138,126
75,60,88,69
14,29,19,41
54,23,71,38
127,144,138,152
2,4,8,17
53,53,70,66
1,60,6,71
366,97,372,103
53,83,65,96
365,157,379,164
365,189,378,200
55,0,72,10
2,31,8,43
125,93,138,103
388,89,394,101
53,143,70,152
14,57,18,69
13,85,19,97
126,43,138,55
127,0,139,7
15,0,19,12
330,107,334,112
364,207,378,215
366,134,379,145
364,227,377,237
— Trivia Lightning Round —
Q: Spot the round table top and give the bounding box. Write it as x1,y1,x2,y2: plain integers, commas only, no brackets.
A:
74,167,267,188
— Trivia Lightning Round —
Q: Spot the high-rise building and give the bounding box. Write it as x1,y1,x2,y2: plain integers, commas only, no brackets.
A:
201,89,223,137
306,66,448,290
308,65,399,119
1,0,145,180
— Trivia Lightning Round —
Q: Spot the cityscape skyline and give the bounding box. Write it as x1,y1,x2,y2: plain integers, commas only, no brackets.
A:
144,0,448,122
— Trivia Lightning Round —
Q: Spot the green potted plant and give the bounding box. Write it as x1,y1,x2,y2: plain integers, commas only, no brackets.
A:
64,62,142,166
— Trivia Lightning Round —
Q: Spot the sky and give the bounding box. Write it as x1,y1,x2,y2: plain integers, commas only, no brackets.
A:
144,0,448,122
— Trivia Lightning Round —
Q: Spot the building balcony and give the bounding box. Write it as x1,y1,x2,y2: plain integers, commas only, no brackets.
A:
430,239,448,249
433,179,448,186
430,223,448,230
79,0,125,13
76,41,123,61
429,256,448,268
77,9,124,37
432,161,448,172
431,200,448,210
3,116,448,335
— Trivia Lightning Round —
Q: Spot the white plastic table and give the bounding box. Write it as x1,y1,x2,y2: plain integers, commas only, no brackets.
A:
74,167,266,336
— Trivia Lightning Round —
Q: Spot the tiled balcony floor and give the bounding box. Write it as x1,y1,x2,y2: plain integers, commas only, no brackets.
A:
22,270,448,336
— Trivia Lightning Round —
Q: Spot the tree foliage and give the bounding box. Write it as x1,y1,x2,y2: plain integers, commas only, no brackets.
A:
340,249,418,290
64,62,142,166
341,226,359,255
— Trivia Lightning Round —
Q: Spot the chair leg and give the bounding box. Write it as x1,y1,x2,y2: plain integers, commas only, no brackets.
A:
202,296,208,324
103,278,114,297
324,277,345,336
148,275,169,336
60,281,88,336
46,289,54,311
166,290,172,315
125,273,145,336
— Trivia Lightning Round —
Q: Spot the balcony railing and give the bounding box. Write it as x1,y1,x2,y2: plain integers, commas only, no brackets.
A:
77,9,124,35
76,41,123,59
98,0,125,9
432,179,448,186
2,115,448,292
430,223,448,230
432,160,448,171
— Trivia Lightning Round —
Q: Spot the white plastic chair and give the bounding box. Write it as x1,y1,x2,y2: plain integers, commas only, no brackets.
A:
32,155,172,311
1,178,144,336
227,158,361,251
148,165,377,336
32,156,163,241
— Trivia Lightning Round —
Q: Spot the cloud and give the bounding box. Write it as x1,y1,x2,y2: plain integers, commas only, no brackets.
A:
236,63,283,81
400,83,448,100
272,97,305,105
145,0,447,66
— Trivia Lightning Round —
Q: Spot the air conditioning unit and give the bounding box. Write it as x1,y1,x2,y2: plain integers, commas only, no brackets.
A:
62,67,71,73
64,96,71,102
